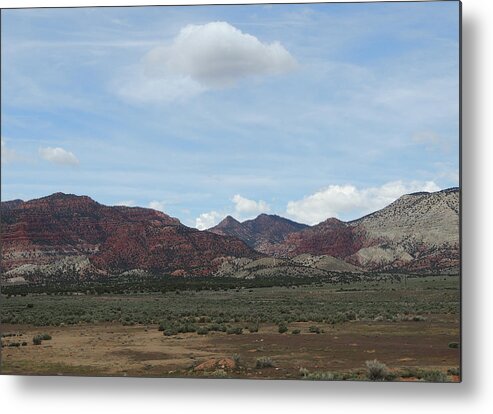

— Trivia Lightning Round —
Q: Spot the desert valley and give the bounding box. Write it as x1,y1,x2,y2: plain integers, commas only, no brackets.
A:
0,188,460,381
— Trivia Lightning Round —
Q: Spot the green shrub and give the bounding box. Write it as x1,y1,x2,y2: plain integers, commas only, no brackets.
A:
163,328,178,336
33,335,43,345
447,367,460,376
40,334,52,341
196,327,209,335
291,329,301,335
303,371,336,381
365,359,389,381
248,321,259,333
232,353,241,365
278,322,288,334
421,370,447,382
256,356,275,369
448,342,460,349
309,326,321,334
226,327,243,335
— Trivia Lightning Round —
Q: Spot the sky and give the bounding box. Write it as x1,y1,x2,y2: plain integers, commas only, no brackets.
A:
1,1,460,228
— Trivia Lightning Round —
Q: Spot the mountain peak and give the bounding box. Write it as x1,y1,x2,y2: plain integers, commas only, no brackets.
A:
216,215,241,226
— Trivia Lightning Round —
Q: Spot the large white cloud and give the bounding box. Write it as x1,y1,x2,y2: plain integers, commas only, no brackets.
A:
116,21,296,103
232,194,270,217
195,210,222,230
39,146,79,166
286,180,440,225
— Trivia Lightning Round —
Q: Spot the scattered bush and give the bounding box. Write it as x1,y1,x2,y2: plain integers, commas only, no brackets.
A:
292,329,301,335
256,356,275,369
278,322,288,334
365,359,389,381
196,327,209,335
299,367,309,377
232,353,241,365
163,328,178,336
447,367,460,376
421,370,447,382
210,369,227,377
33,335,43,345
309,326,321,334
226,327,243,335
448,342,460,349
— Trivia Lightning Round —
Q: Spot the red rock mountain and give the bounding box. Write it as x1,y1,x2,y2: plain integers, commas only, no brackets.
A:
208,213,308,252
0,193,259,280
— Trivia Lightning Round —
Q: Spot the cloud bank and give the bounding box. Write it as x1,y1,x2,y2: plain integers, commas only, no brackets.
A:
286,180,440,224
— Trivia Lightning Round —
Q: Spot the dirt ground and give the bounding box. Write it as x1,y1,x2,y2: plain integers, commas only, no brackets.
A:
1,314,460,381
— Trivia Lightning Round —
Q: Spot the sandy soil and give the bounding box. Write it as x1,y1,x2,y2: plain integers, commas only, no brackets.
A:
1,315,460,380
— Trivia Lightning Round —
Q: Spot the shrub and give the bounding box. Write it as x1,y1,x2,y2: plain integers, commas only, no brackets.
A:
309,326,321,334
365,359,389,381
33,335,43,345
447,367,460,376
210,369,227,377
299,367,310,377
421,370,447,382
303,371,336,381
256,356,275,369
232,353,241,365
248,320,259,333
292,329,301,335
21,341,28,346
226,327,243,335
40,334,52,341
278,322,288,334
448,342,460,349
196,327,209,335
163,328,178,336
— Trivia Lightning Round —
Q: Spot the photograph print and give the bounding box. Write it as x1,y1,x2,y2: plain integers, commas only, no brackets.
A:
0,0,460,382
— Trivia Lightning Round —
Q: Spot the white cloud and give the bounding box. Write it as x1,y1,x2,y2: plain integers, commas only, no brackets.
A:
115,21,296,103
286,180,441,225
115,200,135,207
232,194,270,217
195,210,222,230
39,146,79,166
1,138,20,164
148,200,166,212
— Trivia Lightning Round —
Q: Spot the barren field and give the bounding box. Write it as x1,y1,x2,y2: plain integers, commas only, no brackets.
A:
1,276,460,381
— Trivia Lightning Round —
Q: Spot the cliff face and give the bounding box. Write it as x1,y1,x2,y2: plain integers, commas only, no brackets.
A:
0,187,460,281
0,193,259,280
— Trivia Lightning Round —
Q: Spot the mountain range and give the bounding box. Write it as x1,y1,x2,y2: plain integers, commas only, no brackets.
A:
0,188,460,283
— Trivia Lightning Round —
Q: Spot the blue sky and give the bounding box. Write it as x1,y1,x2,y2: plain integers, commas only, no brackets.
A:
1,1,460,227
